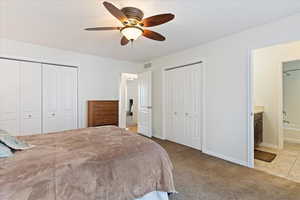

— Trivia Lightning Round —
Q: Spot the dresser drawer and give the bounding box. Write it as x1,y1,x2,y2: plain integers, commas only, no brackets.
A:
88,100,119,127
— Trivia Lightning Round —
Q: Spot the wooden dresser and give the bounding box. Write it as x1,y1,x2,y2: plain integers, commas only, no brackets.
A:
88,100,119,127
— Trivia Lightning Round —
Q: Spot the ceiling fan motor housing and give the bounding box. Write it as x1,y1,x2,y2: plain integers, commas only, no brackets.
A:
121,7,144,24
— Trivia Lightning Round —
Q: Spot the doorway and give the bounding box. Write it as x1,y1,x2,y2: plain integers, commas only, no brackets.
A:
126,77,138,132
119,72,153,137
251,40,300,183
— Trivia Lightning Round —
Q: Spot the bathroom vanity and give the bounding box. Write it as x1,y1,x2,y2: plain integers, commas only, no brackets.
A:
254,106,264,147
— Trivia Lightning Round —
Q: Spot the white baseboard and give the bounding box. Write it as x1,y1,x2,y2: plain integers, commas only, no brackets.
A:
203,149,249,167
259,142,279,149
153,134,165,140
284,137,300,144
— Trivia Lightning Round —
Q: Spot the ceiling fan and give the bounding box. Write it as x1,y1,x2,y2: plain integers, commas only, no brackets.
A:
85,1,175,46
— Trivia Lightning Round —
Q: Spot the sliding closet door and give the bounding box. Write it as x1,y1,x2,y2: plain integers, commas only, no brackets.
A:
20,62,42,135
0,59,20,135
171,68,185,144
165,70,174,142
60,67,78,131
43,64,78,133
165,63,203,150
183,64,203,150
43,65,61,133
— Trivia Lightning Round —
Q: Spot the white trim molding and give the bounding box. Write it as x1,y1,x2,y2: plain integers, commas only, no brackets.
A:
203,149,249,167
247,48,255,168
153,135,165,140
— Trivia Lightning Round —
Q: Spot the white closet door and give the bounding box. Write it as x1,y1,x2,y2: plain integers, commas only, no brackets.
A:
183,64,203,150
172,68,185,144
43,64,61,133
20,62,42,135
60,67,78,131
165,70,174,141
165,63,203,150
0,59,20,136
43,65,78,133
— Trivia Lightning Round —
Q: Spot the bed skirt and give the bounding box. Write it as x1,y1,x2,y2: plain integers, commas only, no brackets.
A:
137,191,169,200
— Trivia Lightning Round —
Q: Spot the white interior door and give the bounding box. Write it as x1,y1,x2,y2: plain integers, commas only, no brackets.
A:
172,68,185,144
183,64,203,150
165,70,174,141
20,62,42,135
0,59,20,136
43,64,61,133
43,65,78,133
138,71,152,137
165,63,203,150
60,67,78,131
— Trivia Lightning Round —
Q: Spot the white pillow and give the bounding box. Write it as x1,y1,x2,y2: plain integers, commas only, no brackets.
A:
0,142,13,158
0,129,34,150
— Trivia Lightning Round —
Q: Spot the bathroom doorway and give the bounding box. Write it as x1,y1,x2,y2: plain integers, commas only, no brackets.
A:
251,41,300,183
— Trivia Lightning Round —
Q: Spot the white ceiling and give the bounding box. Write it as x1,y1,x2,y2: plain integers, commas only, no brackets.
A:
1,0,300,62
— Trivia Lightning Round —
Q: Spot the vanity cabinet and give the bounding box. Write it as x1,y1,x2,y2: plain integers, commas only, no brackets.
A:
254,113,263,147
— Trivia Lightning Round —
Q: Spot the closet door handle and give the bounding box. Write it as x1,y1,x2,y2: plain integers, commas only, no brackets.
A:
185,113,189,116
174,112,177,115
28,114,32,118
52,113,56,117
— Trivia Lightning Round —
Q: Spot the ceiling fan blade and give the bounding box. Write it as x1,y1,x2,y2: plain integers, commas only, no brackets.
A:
85,27,121,31
141,14,175,27
121,36,129,46
143,30,166,41
103,1,127,24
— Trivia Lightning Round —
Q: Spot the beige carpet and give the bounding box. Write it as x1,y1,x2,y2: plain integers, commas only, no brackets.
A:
152,138,300,200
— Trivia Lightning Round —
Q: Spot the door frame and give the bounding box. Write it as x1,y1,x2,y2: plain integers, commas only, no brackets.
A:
248,48,284,168
248,44,300,168
118,73,138,129
162,61,206,151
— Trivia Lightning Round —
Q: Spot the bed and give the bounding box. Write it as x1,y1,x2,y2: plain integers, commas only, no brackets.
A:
0,126,175,200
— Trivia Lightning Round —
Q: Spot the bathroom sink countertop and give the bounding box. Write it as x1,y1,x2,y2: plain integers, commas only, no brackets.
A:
254,106,264,114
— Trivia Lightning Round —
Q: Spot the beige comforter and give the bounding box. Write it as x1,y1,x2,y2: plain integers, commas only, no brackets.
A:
0,126,175,200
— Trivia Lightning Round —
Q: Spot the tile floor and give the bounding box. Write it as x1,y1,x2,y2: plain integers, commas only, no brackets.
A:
255,142,300,183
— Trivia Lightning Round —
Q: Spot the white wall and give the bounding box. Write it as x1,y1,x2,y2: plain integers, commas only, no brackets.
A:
0,39,142,128
147,13,300,167
253,41,300,148
126,79,138,126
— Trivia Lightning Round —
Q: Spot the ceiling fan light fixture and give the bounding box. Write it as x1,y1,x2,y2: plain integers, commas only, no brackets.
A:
85,2,175,46
121,26,143,41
